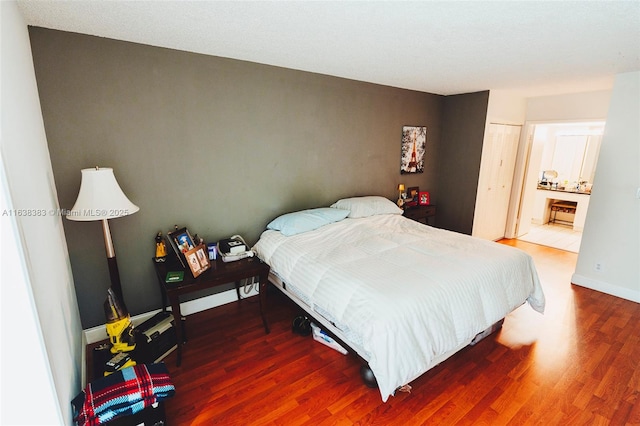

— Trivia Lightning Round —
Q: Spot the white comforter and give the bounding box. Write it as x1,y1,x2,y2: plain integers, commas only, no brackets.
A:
253,214,545,401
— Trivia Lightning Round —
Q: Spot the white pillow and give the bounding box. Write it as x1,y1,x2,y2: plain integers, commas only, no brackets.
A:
267,207,350,236
330,196,403,218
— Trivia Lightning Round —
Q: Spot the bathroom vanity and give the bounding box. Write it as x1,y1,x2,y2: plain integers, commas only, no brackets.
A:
532,187,591,231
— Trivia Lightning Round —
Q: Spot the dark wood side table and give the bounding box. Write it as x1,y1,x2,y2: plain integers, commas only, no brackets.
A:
403,204,436,225
153,255,271,366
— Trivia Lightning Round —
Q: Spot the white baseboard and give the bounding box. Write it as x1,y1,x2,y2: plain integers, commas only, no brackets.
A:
83,285,259,344
571,273,640,303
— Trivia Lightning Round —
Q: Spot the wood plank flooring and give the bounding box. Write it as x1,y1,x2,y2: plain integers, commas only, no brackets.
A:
162,239,640,425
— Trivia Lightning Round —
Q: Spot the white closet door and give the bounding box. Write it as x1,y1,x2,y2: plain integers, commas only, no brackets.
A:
473,123,521,240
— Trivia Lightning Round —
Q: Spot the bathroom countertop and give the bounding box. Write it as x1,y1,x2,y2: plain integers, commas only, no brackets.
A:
537,186,591,195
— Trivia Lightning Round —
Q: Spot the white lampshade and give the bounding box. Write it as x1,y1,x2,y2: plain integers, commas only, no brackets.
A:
67,167,139,221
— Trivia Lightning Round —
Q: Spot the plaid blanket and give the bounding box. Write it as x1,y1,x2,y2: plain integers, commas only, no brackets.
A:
72,363,175,426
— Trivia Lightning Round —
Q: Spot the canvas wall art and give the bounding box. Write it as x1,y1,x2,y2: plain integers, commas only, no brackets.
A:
400,126,426,174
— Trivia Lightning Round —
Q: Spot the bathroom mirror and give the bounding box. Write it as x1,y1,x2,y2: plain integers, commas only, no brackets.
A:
544,134,602,184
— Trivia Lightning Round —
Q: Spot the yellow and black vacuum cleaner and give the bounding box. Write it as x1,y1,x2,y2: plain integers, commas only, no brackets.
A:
104,287,137,354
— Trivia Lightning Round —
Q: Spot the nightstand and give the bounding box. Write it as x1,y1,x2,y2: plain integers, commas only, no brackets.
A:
153,255,270,366
403,205,436,225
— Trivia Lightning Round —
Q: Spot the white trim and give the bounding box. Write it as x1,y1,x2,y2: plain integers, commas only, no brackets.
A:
572,274,640,303
83,286,259,344
81,332,88,386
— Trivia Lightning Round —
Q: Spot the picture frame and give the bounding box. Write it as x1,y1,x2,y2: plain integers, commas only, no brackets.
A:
405,186,419,206
419,191,431,205
184,244,210,278
400,126,426,174
167,227,195,267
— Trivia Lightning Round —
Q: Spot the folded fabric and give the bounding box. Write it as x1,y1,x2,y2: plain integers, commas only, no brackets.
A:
72,363,175,426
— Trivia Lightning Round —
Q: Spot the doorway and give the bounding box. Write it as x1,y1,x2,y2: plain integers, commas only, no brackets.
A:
508,120,605,253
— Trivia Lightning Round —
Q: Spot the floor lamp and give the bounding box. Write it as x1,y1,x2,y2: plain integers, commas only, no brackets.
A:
66,167,139,306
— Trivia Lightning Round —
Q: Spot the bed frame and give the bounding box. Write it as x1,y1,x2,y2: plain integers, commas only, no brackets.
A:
269,272,505,391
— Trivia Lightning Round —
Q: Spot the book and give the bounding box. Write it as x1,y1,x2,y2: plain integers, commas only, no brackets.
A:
165,271,184,283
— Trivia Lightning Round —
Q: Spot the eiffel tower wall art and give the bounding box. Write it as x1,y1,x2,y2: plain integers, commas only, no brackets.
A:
400,126,426,174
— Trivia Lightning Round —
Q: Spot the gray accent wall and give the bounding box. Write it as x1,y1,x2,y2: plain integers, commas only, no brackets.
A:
29,28,486,328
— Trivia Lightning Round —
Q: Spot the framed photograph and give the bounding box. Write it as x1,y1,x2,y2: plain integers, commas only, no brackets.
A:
185,244,210,278
168,227,195,267
400,126,426,174
419,191,431,205
406,186,419,206
195,244,211,269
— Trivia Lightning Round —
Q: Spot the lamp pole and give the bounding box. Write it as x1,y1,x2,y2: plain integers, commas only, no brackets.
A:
102,218,125,306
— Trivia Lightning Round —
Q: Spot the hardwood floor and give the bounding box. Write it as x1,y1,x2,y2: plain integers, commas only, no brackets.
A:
162,239,640,425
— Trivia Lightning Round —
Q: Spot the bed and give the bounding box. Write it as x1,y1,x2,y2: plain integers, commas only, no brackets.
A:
253,196,545,402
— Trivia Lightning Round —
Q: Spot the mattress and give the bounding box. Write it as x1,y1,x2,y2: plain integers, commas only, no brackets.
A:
253,214,545,401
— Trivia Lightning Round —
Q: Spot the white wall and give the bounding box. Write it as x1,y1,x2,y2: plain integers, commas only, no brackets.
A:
1,2,83,424
526,90,612,122
572,72,640,302
485,90,527,125
473,90,526,239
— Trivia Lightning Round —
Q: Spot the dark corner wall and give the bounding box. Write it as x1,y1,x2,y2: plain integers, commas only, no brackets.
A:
28,28,488,328
437,91,490,234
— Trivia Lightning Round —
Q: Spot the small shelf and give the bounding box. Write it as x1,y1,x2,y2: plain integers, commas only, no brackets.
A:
549,201,577,226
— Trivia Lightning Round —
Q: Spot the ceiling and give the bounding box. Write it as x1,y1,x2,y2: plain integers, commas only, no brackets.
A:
16,1,640,97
